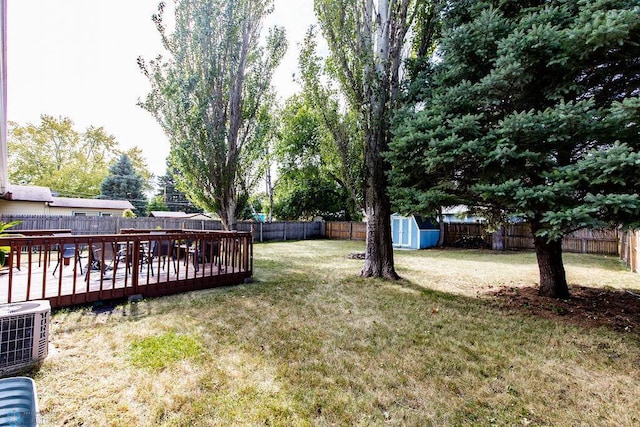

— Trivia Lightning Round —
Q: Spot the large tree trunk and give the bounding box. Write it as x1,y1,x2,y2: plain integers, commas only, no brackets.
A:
219,186,237,231
532,226,569,298
361,126,398,279
362,190,398,279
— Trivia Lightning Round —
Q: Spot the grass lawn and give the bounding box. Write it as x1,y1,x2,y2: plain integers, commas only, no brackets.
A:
32,240,640,426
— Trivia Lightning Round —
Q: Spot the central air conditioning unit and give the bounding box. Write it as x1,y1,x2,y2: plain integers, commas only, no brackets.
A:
0,301,50,377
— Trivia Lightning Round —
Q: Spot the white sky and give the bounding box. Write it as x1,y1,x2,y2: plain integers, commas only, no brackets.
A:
6,0,317,181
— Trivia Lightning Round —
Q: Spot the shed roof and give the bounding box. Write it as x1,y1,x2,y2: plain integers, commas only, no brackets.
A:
1,184,53,202
49,197,134,210
149,211,191,218
188,213,212,220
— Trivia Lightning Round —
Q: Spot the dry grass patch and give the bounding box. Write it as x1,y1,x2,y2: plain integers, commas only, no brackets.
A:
26,240,640,426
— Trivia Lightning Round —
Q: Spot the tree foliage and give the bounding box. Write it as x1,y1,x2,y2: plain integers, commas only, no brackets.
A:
122,146,155,194
296,27,365,219
8,115,154,198
274,94,357,220
146,195,169,215
8,115,118,197
99,154,147,216
274,173,350,221
138,0,287,230
388,0,640,297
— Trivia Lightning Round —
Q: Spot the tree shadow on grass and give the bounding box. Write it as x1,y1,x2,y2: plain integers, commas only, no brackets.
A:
486,285,640,334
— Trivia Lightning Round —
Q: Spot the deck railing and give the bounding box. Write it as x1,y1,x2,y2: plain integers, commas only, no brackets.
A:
0,230,253,308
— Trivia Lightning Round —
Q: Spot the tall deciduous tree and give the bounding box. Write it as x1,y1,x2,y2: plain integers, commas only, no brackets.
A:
99,154,147,216
297,27,365,220
8,115,118,197
274,94,358,221
138,0,287,230
389,0,640,297
314,0,434,279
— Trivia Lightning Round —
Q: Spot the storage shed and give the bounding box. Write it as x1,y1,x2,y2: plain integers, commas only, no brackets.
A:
391,214,440,249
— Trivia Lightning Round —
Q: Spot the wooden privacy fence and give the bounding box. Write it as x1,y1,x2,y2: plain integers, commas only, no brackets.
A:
0,215,322,242
325,221,620,256
0,215,621,256
324,221,367,240
443,223,620,255
245,221,322,242
620,229,640,273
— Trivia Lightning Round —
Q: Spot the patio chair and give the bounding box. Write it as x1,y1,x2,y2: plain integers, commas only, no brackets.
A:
198,240,220,265
85,242,120,282
151,239,177,274
52,243,82,276
116,242,154,276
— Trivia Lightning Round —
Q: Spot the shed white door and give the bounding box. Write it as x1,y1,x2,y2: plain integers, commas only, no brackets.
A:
398,217,411,248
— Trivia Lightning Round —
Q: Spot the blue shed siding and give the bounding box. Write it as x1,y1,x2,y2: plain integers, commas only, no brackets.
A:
391,214,440,249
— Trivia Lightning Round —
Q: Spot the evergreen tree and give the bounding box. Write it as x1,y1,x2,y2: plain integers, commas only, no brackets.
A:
146,196,169,215
156,165,202,214
388,0,640,297
99,154,147,216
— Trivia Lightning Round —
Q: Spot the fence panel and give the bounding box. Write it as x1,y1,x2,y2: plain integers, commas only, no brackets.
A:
442,222,619,255
619,229,640,272
503,224,533,250
562,228,619,255
443,223,487,246
325,221,366,240
0,215,322,243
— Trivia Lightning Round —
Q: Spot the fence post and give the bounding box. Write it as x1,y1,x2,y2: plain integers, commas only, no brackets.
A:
349,222,353,240
283,222,287,241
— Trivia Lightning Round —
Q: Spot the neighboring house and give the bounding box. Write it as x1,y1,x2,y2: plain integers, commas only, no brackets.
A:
0,184,134,216
441,205,485,224
0,184,53,214
48,197,133,217
440,205,523,224
1,0,8,197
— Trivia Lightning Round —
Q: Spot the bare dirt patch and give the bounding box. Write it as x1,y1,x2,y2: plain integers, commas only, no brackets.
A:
488,285,640,333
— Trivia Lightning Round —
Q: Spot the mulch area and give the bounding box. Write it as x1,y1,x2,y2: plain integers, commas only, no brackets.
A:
488,285,640,334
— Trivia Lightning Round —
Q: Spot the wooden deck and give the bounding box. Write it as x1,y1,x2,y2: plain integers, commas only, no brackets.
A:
0,230,253,309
